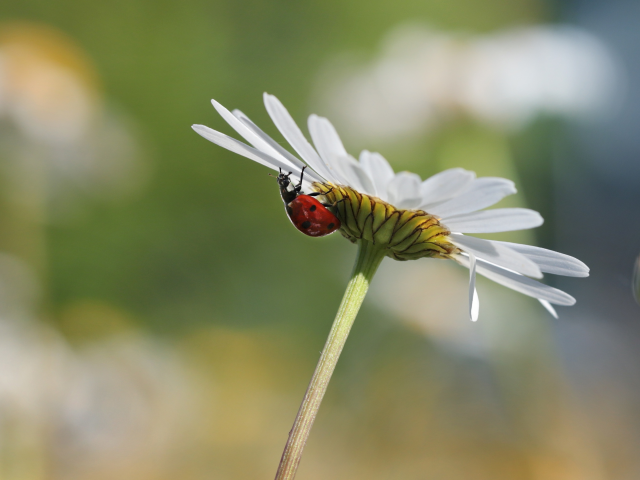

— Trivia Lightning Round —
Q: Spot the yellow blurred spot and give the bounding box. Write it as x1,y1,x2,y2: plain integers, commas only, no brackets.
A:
0,22,101,143
58,299,136,342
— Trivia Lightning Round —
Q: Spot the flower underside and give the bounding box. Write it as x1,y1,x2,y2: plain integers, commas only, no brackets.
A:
314,182,459,261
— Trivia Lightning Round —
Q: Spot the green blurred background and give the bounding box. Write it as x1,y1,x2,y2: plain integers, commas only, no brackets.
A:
1,0,639,478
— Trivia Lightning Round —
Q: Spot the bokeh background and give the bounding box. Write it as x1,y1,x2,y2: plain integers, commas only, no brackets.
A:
0,0,639,479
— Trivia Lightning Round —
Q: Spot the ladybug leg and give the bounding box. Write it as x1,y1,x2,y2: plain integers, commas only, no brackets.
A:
294,165,307,193
308,187,335,198
322,198,345,208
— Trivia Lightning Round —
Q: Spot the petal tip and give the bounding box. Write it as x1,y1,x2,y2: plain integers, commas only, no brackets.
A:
539,299,559,319
524,211,545,229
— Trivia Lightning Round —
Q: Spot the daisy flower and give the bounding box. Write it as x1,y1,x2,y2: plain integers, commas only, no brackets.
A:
193,93,588,322
192,93,588,480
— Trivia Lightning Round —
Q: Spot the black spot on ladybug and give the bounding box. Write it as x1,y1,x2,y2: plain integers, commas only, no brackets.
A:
309,204,317,212
301,221,311,229
328,223,335,229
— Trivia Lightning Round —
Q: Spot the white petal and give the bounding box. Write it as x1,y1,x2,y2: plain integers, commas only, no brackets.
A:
192,125,309,183
443,208,544,233
359,151,395,200
539,299,558,319
211,100,301,173
232,109,324,184
263,93,335,182
304,114,379,195
307,114,347,157
428,178,516,218
451,234,543,279
456,255,575,306
494,242,590,278
387,172,423,209
337,155,377,195
307,114,372,190
468,252,480,322
420,168,476,207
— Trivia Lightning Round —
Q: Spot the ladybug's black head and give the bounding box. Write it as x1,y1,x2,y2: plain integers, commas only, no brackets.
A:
276,169,292,190
275,169,299,205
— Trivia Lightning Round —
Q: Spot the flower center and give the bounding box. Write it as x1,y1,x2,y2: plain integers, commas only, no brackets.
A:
313,183,459,261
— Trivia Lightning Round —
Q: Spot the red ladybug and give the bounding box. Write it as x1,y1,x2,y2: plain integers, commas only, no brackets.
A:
276,167,341,237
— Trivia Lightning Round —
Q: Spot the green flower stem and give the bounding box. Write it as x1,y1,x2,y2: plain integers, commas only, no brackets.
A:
274,240,386,480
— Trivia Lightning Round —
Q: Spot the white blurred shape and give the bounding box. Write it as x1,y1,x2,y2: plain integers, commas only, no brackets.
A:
460,26,621,129
0,23,147,213
0,257,195,479
0,25,97,146
0,319,195,479
370,258,486,356
56,337,194,476
0,47,92,145
316,24,623,141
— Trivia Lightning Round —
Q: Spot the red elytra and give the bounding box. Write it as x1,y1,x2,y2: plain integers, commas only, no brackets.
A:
275,168,341,237
287,195,340,237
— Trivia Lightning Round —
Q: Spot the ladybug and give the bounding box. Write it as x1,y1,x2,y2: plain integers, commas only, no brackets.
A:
275,166,341,237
